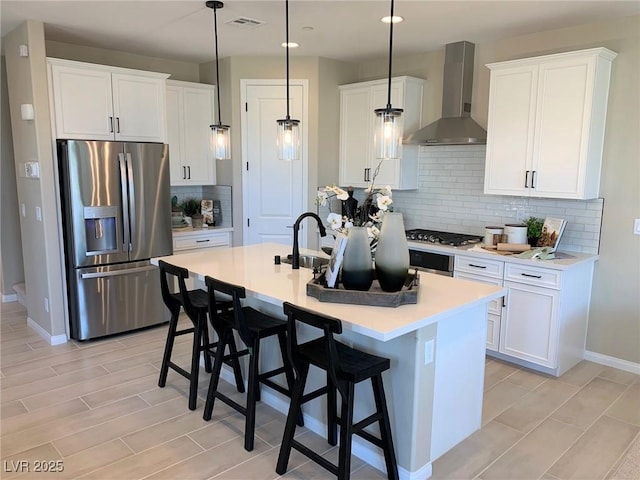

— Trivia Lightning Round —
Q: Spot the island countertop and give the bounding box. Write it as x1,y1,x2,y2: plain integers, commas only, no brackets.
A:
153,242,506,341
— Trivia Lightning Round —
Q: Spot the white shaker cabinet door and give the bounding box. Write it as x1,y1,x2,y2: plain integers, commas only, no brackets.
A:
49,63,115,141
484,65,537,196
165,86,187,185
181,86,216,185
500,281,560,368
339,86,372,188
111,73,167,143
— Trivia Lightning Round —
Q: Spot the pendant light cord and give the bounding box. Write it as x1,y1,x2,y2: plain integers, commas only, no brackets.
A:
285,0,291,121
385,0,395,110
213,3,222,126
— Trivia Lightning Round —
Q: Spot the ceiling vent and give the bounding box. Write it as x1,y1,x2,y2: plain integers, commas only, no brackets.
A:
226,17,266,28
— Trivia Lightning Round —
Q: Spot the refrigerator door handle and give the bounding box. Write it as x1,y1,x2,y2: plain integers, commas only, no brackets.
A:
125,153,136,251
81,265,157,279
118,153,131,252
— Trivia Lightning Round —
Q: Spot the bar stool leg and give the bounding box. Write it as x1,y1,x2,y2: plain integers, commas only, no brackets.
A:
327,374,338,446
227,334,246,393
277,332,304,427
188,320,204,410
372,374,399,480
203,328,230,421
201,313,213,373
337,382,355,480
244,339,261,451
158,307,180,388
276,362,310,475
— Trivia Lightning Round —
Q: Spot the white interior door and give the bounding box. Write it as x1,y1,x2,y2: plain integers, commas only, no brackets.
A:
242,80,307,246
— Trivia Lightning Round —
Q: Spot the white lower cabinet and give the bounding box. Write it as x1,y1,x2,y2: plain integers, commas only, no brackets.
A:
455,254,595,376
172,229,231,253
454,255,504,352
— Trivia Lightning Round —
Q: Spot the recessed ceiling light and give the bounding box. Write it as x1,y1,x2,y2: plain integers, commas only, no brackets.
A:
381,15,403,24
281,42,299,48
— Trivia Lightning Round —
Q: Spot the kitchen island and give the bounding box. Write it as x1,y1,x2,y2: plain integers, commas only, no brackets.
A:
153,243,506,479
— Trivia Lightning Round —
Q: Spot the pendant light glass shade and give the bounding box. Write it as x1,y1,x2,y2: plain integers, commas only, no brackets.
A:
206,1,231,160
276,118,300,161
374,107,403,160
375,0,403,160
277,0,300,161
211,123,231,160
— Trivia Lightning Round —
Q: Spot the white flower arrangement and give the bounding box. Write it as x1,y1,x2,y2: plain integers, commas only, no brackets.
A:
316,183,393,246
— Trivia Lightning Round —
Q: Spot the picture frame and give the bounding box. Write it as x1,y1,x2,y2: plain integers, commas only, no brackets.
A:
325,233,348,288
537,217,567,252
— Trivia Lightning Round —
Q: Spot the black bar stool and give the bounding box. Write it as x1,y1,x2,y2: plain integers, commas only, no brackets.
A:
157,260,245,410
276,302,399,480
202,275,302,451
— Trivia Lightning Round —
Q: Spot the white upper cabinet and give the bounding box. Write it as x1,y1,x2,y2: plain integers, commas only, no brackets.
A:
339,76,424,190
484,48,616,199
48,58,168,142
165,80,216,186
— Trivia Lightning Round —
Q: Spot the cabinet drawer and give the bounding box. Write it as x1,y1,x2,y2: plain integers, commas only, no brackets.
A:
454,271,503,315
454,255,504,279
504,263,561,289
173,232,230,252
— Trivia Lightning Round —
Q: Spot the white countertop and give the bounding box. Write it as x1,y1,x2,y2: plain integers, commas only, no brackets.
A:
407,240,598,270
153,243,506,341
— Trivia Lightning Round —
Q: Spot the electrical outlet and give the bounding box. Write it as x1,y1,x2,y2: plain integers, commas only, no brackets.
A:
35,206,42,221
424,339,434,365
44,297,49,313
20,203,26,217
634,219,640,236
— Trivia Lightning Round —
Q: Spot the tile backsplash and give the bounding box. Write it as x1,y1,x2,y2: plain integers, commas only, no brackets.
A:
170,185,232,228
390,146,602,254
326,146,602,254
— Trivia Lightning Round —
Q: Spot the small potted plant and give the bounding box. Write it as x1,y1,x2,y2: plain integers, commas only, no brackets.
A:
180,198,201,227
525,216,544,247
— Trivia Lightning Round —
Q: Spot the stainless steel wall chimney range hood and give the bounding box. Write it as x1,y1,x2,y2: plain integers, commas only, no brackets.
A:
404,41,487,146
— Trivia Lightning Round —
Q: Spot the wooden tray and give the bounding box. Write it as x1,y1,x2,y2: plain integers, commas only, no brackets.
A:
306,270,419,307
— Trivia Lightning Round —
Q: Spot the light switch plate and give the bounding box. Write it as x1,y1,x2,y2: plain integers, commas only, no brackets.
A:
634,219,640,235
25,162,39,178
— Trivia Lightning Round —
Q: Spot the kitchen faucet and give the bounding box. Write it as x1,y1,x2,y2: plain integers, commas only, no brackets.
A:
291,212,327,269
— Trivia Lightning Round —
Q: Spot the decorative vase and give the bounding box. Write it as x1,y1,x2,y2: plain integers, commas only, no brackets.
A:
341,227,373,291
528,236,540,248
375,212,409,292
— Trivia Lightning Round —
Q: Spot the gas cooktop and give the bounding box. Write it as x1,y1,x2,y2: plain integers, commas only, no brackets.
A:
405,229,483,247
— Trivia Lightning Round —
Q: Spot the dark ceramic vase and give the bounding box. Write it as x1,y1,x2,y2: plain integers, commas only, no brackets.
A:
374,213,409,292
341,227,373,291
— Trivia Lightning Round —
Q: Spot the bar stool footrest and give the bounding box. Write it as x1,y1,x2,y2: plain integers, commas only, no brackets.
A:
292,440,338,476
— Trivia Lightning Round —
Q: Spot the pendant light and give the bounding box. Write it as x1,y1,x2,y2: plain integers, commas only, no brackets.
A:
374,0,403,160
276,0,300,161
206,1,231,160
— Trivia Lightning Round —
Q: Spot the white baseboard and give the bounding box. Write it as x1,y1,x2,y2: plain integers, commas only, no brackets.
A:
584,350,640,375
2,294,18,303
27,317,68,345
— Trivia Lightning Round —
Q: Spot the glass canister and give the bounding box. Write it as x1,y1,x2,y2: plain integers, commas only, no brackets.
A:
340,227,374,291
374,212,409,292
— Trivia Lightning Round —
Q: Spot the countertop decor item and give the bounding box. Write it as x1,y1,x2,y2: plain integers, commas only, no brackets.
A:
180,198,201,217
374,212,409,291
340,226,374,291
525,216,544,246
307,269,418,307
276,0,300,161
206,1,231,160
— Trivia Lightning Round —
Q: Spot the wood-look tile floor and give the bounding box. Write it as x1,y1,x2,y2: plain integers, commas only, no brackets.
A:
1,301,639,479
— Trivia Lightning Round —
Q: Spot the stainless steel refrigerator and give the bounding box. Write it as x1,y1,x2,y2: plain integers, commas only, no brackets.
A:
57,140,172,340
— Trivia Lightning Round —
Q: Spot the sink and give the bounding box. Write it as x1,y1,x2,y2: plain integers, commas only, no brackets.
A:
281,254,329,269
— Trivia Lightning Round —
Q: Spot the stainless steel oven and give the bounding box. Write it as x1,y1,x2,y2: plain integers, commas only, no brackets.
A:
409,249,454,277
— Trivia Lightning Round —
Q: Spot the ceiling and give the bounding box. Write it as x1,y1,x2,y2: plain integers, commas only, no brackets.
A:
1,1,639,64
